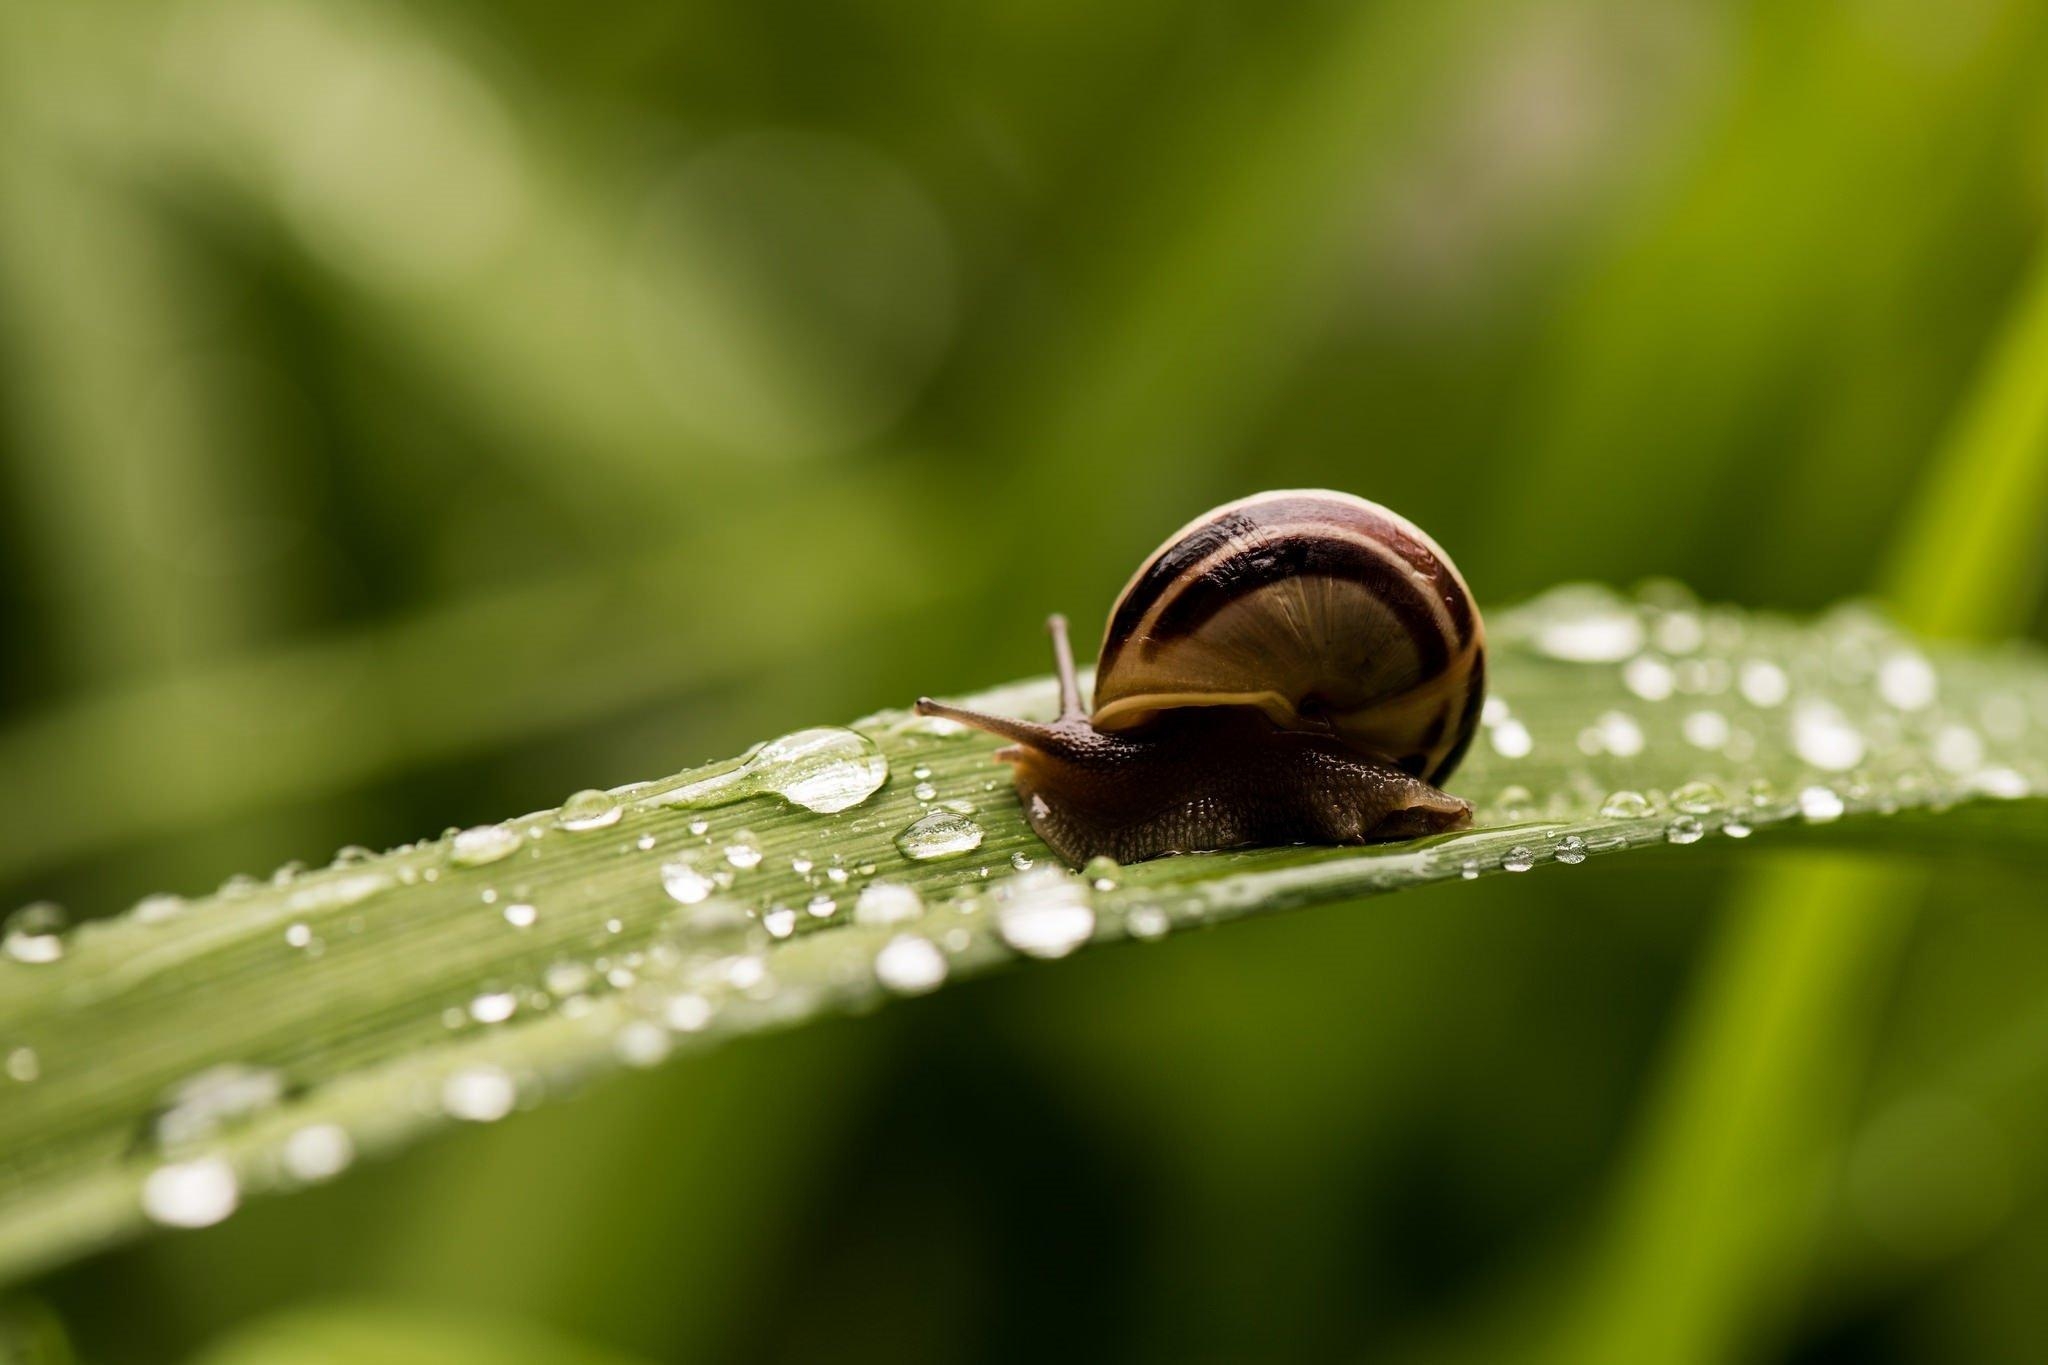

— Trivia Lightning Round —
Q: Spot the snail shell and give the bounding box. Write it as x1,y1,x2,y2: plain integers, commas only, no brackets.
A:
1091,490,1485,782
914,489,1485,864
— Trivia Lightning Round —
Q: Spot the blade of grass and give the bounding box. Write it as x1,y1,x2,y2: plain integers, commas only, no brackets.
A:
0,588,2041,1287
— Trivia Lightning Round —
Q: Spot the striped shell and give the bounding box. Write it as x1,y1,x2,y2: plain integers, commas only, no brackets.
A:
1091,490,1485,783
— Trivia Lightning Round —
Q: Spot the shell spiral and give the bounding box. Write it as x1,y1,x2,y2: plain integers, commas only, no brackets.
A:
1090,490,1485,783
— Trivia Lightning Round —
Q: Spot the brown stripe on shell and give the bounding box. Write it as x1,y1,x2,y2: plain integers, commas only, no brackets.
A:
1234,495,1475,646
1098,507,1265,677
1144,532,1453,678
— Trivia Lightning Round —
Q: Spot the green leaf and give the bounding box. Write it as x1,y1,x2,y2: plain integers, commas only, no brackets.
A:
0,585,2042,1286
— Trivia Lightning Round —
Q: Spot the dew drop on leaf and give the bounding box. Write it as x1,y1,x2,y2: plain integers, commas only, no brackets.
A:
142,1158,239,1228
557,789,623,832
874,935,948,994
896,809,985,861
450,825,521,867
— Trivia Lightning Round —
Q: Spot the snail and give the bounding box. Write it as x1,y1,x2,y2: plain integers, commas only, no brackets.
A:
916,490,1485,865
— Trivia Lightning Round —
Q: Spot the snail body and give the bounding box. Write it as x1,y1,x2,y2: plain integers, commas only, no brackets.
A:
918,490,1484,865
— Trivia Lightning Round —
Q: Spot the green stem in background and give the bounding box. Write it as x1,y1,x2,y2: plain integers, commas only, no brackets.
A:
0,589,2042,1290
1548,240,2048,1365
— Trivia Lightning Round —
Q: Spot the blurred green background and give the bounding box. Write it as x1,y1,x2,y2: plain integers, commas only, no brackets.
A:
4,0,2048,1360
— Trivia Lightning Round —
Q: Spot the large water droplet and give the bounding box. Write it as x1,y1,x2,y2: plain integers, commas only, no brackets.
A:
451,825,521,867
1530,590,1645,662
442,1066,517,1122
1672,781,1726,814
896,809,985,861
1791,701,1866,772
651,727,889,815
1738,660,1790,708
1599,790,1654,819
154,1065,286,1148
1799,786,1846,823
996,869,1095,959
142,1157,239,1228
1665,815,1705,845
281,1124,354,1182
468,991,517,1024
1877,653,1938,711
557,789,623,832
661,860,717,904
1623,655,1675,701
1501,847,1536,873
134,893,188,926
6,1047,40,1082
1556,836,1588,865
874,935,948,994
1489,720,1533,759
3,903,67,965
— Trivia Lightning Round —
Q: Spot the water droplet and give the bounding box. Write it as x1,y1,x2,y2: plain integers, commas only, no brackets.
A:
3,902,67,965
654,727,889,814
1792,701,1865,772
1665,815,1704,845
636,834,658,852
1600,790,1654,819
1683,710,1731,750
1083,856,1121,890
996,869,1095,959
665,993,714,1032
544,960,593,997
762,906,797,938
875,935,948,994
7,1047,40,1082
1489,720,1533,759
1970,768,2031,800
442,1065,517,1122
1723,811,1754,838
1623,655,1675,701
1932,725,1985,774
284,923,313,950
281,1124,354,1182
1501,847,1536,873
854,882,924,927
1126,905,1171,940
805,893,837,919
1580,711,1644,757
557,789,623,832
451,825,521,867
911,764,933,780
1653,611,1705,655
723,833,764,869
615,1020,672,1068
912,781,938,801
503,902,537,929
134,893,187,925
661,860,717,904
142,1157,239,1228
1556,836,1588,865
1459,860,1481,880
1532,591,1644,661
1877,653,1938,711
1799,786,1845,823
154,1065,286,1148
1672,781,1726,814
468,991,517,1024
1738,660,1790,708
1010,851,1035,871
896,809,985,861
790,855,815,876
